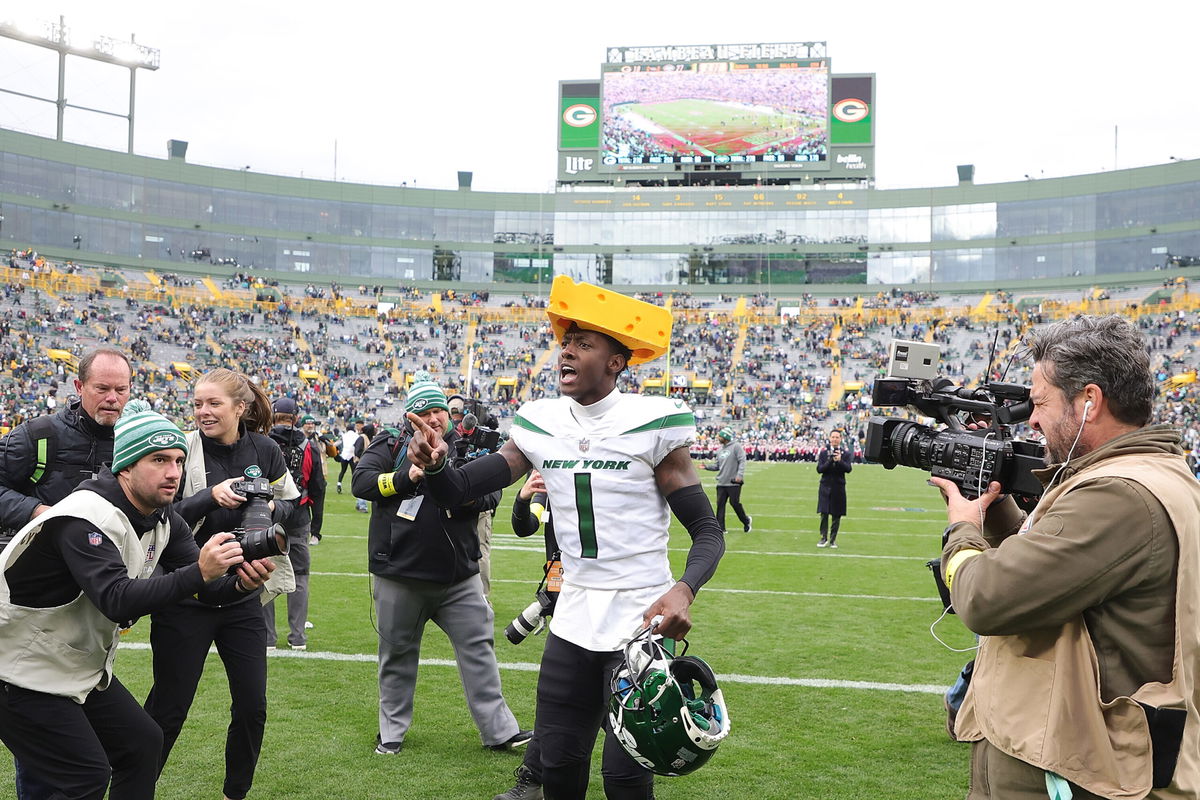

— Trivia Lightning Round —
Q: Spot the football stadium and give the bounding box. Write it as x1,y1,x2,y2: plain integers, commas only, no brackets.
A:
1,28,1200,800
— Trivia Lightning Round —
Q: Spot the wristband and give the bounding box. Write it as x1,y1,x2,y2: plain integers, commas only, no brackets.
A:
377,471,398,497
424,456,447,475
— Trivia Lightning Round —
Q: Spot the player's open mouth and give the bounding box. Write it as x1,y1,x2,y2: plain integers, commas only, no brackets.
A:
560,364,577,383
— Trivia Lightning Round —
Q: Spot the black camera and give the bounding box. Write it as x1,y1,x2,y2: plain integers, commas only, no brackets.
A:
228,475,289,565
453,411,506,465
864,341,1045,511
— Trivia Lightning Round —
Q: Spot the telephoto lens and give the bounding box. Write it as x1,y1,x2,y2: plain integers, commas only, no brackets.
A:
505,600,545,645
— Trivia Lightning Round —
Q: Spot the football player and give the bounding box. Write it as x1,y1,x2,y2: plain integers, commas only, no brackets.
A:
407,277,725,800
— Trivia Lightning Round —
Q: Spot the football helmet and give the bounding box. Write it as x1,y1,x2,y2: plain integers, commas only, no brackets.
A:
608,626,730,776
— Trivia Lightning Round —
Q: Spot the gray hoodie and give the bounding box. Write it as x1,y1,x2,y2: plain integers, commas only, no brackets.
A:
710,439,746,486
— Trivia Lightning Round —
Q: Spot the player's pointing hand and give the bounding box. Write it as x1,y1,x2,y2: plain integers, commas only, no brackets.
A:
406,411,449,470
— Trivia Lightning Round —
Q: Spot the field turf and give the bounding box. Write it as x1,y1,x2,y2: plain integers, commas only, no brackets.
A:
0,460,978,799
618,99,819,157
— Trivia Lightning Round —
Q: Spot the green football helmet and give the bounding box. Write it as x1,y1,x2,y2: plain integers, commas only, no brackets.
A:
608,628,730,777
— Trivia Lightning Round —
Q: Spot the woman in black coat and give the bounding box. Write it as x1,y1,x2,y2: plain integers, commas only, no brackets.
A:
816,429,853,548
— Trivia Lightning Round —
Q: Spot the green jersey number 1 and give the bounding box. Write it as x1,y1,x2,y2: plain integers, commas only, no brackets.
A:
574,473,598,558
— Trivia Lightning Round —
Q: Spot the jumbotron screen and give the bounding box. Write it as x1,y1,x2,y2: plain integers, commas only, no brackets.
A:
600,58,829,168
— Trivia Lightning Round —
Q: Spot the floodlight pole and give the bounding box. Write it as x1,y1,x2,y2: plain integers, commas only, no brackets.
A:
0,16,159,154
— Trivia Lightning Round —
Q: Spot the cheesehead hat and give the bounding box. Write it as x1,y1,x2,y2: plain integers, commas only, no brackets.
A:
545,275,672,365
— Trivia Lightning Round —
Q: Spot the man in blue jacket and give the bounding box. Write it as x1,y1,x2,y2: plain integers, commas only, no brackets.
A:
352,372,530,756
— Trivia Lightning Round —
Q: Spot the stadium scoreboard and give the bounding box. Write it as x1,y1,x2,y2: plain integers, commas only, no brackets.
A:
558,42,874,187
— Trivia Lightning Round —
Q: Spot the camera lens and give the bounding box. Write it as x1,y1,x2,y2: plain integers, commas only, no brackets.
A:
504,601,544,645
238,525,289,562
889,421,938,470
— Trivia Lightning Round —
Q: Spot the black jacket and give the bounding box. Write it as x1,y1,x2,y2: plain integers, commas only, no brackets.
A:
353,425,500,584
816,445,853,516
5,470,244,619
173,428,295,547
268,423,327,513
0,398,115,534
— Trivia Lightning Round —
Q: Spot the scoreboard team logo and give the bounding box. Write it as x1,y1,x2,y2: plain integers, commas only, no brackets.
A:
563,104,598,127
832,98,869,124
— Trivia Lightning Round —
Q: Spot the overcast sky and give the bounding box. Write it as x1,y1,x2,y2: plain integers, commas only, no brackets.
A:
2,0,1198,193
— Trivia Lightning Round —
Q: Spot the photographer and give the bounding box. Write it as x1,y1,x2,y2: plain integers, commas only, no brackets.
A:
0,345,132,800
143,368,299,800
816,429,852,548
451,396,502,597
0,400,272,800
932,316,1200,799
352,373,529,755
265,397,325,649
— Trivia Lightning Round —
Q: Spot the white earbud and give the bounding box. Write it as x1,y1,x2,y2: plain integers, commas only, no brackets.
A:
1083,399,1094,415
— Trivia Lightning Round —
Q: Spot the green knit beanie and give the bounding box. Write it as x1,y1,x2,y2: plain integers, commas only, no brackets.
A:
405,371,450,415
112,399,189,473
718,427,734,441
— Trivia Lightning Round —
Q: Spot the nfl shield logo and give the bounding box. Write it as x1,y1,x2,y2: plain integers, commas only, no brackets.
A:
578,438,590,453
87,532,103,546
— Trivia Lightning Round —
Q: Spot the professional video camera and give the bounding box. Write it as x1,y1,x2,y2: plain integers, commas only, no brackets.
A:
451,399,507,465
227,475,289,567
864,339,1045,511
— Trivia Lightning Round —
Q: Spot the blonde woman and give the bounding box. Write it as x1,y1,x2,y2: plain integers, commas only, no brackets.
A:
143,368,298,800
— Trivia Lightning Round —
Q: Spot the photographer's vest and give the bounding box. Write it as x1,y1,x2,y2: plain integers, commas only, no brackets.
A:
0,491,170,703
956,452,1200,799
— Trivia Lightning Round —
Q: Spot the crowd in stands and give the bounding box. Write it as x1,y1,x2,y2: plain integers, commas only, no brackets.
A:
3,248,1200,476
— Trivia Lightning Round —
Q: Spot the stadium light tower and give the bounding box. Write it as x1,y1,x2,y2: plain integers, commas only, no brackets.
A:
0,14,160,154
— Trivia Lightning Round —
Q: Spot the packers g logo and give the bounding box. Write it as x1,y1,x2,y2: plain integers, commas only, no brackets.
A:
148,432,179,447
832,98,869,123
563,104,597,128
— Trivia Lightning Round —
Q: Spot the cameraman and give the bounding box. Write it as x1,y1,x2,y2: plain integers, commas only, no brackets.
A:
932,315,1200,799
352,373,529,755
452,397,501,598
0,400,272,800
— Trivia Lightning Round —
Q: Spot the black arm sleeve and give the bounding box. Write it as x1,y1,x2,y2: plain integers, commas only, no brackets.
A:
665,484,726,595
423,452,514,508
511,496,540,538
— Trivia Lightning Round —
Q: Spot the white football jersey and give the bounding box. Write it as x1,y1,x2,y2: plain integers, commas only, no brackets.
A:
510,390,696,650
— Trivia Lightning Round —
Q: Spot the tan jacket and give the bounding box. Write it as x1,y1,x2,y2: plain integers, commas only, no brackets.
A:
946,427,1200,799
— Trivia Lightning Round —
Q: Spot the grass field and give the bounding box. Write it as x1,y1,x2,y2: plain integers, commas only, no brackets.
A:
0,460,980,799
617,100,818,157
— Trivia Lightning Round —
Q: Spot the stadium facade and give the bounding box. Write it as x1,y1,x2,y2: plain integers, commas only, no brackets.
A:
1,127,1198,290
